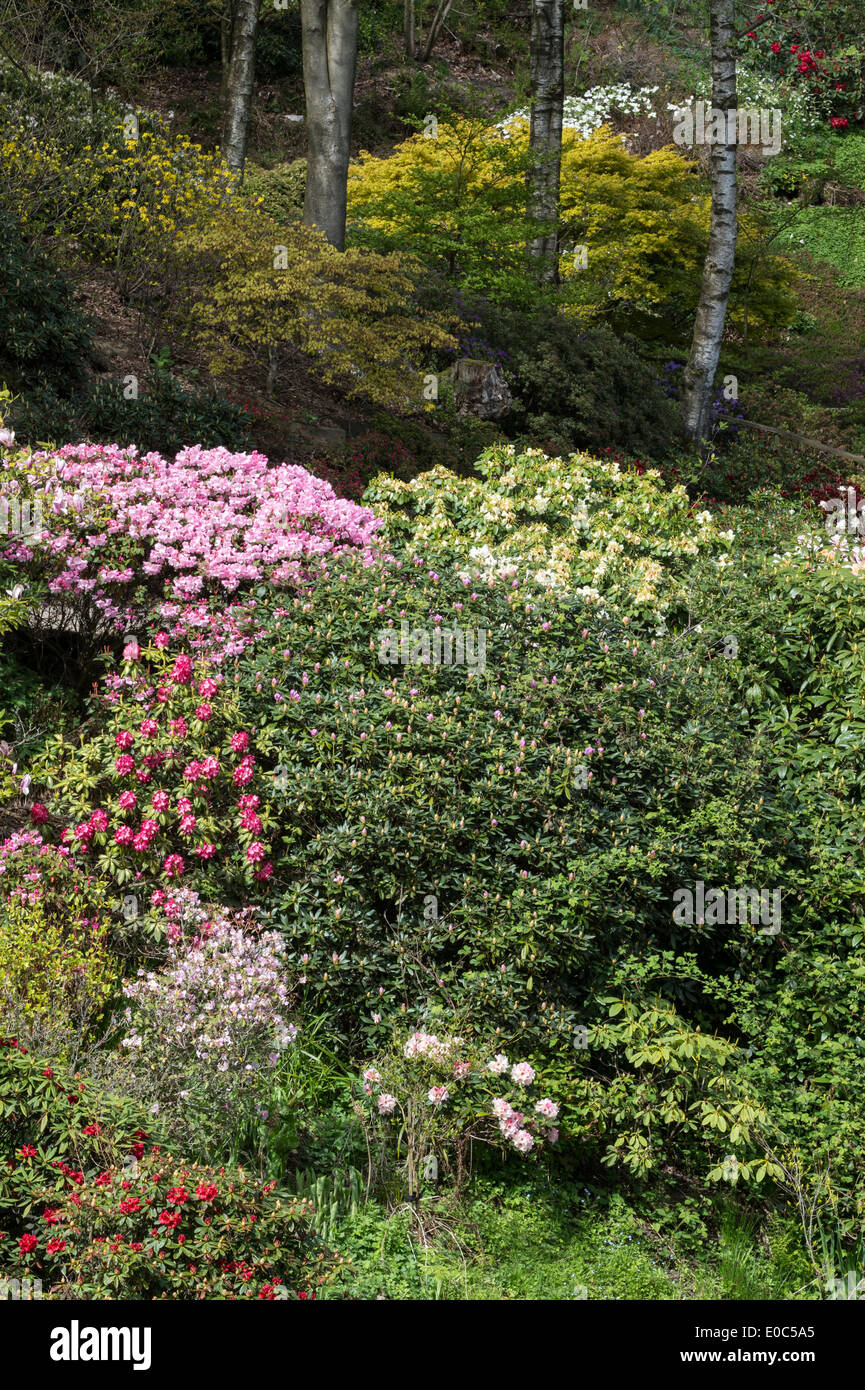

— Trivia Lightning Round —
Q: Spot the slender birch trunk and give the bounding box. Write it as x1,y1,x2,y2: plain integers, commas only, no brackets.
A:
526,0,565,285
682,0,738,444
221,0,260,176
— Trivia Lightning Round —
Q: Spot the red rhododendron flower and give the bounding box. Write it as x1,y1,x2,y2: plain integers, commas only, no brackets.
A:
30,803,49,825
166,1187,189,1205
18,1233,37,1254
195,1183,218,1201
46,1238,66,1255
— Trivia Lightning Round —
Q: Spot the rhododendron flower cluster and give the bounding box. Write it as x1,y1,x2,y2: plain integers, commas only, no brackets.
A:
362,1031,562,1165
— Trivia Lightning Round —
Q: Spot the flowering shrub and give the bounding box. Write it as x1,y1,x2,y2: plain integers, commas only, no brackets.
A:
366,443,733,622
358,1028,561,1197
501,84,662,138
747,5,864,132
40,640,281,910
3,442,381,645
6,1146,338,1300
112,893,297,1152
0,1035,152,1243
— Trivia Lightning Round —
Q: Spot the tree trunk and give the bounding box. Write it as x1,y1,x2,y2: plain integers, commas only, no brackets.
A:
404,0,415,58
221,0,260,176
421,0,455,62
220,0,237,105
301,0,359,252
682,0,738,445
526,0,565,285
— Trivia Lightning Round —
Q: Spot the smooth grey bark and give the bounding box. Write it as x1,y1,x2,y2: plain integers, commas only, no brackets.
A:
404,0,415,57
526,0,564,285
681,0,738,445
221,0,260,176
301,0,359,251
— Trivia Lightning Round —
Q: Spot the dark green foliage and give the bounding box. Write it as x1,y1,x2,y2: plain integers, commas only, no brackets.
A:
0,211,94,397
487,310,683,459
9,369,253,456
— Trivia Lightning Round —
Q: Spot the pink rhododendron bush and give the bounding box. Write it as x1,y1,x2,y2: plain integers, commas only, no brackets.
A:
358,1029,561,1197
37,634,277,913
1,442,382,652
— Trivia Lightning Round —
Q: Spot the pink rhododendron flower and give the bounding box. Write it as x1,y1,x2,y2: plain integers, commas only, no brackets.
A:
151,790,170,813
377,1093,398,1116
230,732,250,753
195,704,212,722
115,731,134,751
139,719,158,738
118,791,137,811
511,1129,534,1155
510,1062,535,1086
195,843,217,860
427,1086,449,1105
114,754,135,775
487,1053,509,1075
246,841,266,863
535,1098,559,1120
164,854,184,877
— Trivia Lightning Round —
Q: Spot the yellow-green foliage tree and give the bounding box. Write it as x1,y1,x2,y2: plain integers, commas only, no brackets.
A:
347,118,797,333
174,204,457,409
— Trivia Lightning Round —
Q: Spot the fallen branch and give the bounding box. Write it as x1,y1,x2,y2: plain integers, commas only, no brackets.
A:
733,418,865,467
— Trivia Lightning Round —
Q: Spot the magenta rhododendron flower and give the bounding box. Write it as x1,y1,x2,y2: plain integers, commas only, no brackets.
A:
118,791,137,811
230,732,249,753
164,854,184,878
151,790,170,813
115,731,134,751
246,841,266,863
115,754,135,775
171,655,193,685
30,803,49,825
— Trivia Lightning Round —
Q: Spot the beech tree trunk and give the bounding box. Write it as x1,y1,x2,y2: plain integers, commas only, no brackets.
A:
526,0,565,284
681,0,738,445
301,0,359,251
221,0,260,176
